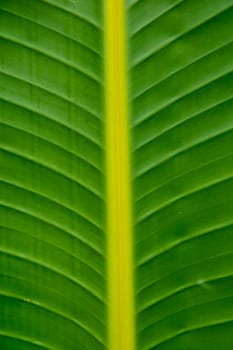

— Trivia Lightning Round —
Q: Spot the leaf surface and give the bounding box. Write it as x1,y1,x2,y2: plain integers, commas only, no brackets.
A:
0,1,233,349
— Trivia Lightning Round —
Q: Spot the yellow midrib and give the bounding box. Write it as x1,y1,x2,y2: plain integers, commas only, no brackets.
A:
105,0,134,349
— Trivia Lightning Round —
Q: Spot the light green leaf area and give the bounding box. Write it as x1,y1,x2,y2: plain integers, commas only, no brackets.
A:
1,0,233,349
0,1,106,349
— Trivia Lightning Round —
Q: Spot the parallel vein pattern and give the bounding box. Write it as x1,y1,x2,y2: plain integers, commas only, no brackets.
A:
129,1,233,349
0,1,106,349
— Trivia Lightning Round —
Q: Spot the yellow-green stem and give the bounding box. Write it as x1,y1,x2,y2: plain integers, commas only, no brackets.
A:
105,0,134,349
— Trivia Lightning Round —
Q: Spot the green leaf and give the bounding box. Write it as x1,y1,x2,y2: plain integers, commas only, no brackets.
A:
130,1,233,349
0,1,106,349
0,1,233,349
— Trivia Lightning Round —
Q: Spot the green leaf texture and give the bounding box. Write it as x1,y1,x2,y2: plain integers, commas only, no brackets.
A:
1,0,233,349
0,1,106,349
129,1,233,349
